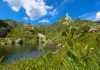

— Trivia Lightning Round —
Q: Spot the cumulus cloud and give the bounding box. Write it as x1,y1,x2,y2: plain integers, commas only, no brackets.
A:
39,19,49,22
79,12,96,21
23,17,28,20
3,0,22,12
4,0,52,20
96,12,100,20
49,9,57,16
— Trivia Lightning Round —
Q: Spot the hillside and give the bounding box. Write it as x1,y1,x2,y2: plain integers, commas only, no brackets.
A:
95,20,100,23
0,16,100,70
0,19,32,37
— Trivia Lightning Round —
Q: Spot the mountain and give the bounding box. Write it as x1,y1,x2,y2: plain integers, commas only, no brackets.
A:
95,20,100,23
0,19,31,37
4,19,31,27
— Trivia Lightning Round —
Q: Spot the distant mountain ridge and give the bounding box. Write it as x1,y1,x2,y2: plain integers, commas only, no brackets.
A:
0,19,32,37
95,20,100,23
0,19,31,28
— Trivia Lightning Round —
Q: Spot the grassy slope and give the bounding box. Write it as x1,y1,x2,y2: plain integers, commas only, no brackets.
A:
0,18,100,70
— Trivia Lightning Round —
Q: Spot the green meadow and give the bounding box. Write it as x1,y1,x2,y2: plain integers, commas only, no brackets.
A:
0,15,100,70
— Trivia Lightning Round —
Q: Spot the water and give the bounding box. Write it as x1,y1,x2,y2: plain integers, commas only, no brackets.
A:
5,50,42,63
0,44,57,64
0,44,43,63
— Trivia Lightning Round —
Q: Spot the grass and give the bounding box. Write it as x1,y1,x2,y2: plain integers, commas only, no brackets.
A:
0,24,100,70
0,17,100,70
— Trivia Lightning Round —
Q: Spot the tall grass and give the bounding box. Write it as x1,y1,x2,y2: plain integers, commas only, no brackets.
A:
0,25,100,70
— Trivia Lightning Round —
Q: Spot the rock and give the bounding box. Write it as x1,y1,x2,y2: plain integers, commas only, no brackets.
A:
0,38,13,46
38,34,46,45
38,34,46,39
1,42,6,46
15,39,24,45
56,44,62,48
89,28,98,33
81,26,90,32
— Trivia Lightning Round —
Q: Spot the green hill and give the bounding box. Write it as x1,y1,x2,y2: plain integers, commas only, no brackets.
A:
0,15,100,70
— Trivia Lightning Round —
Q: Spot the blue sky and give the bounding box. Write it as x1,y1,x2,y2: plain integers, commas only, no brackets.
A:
0,0,100,25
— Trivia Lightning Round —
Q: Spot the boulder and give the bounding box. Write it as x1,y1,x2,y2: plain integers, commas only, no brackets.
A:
15,39,24,45
89,26,99,33
81,26,90,32
1,42,6,46
38,34,46,39
56,44,62,48
38,34,46,45
0,38,13,46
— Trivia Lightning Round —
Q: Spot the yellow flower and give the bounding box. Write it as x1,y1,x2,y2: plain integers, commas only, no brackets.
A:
89,47,94,54
90,48,94,50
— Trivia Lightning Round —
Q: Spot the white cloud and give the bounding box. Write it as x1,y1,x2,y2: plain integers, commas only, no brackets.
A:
11,6,20,12
23,17,28,20
79,12,96,21
4,0,52,20
50,9,57,16
39,19,49,22
3,0,22,12
96,12,100,20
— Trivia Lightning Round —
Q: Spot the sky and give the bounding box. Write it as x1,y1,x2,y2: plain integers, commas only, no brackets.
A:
0,0,100,25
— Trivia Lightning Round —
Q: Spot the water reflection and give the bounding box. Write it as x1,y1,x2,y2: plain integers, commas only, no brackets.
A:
5,50,42,63
0,44,40,63
0,44,57,63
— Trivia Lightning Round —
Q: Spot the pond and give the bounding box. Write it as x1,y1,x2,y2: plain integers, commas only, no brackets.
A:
0,44,57,64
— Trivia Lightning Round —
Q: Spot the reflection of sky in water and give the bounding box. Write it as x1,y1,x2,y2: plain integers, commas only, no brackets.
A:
5,50,42,64
4,45,57,64
5,45,43,63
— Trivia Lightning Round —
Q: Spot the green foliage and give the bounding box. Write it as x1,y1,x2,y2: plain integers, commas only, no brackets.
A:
0,18,100,70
